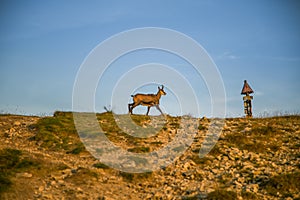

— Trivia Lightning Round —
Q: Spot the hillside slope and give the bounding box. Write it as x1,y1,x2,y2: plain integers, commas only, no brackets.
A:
0,112,299,199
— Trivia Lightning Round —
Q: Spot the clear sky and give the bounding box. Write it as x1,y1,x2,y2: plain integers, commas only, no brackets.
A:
1,0,300,117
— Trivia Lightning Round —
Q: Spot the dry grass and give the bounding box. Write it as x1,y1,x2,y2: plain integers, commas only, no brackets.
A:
222,116,300,154
1,112,299,199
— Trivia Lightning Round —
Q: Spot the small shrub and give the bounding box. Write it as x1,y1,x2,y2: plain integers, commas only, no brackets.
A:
56,163,69,170
241,191,259,200
128,146,150,153
151,141,163,145
169,122,180,129
119,172,134,181
0,148,22,169
93,162,109,169
16,158,40,169
66,144,86,154
119,171,152,182
198,124,208,131
207,189,237,200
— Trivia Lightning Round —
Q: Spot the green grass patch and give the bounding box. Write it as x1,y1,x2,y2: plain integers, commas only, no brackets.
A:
0,148,22,170
0,148,41,171
30,111,85,154
15,158,40,169
0,148,41,194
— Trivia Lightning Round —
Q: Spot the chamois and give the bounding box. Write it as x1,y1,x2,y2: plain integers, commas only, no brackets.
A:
128,85,166,115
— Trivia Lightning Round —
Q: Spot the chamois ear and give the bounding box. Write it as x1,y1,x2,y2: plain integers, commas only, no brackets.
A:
158,86,160,90
161,85,164,89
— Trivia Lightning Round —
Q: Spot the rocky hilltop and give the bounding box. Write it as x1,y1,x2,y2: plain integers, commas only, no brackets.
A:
0,112,299,200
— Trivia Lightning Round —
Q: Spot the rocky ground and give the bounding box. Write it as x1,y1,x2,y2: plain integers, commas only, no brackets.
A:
0,112,299,200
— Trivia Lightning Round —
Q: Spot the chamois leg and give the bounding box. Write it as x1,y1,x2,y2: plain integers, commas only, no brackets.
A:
128,103,133,114
155,105,164,115
146,106,151,116
130,102,140,114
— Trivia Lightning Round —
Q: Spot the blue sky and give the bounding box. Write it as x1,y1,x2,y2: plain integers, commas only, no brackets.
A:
0,0,300,117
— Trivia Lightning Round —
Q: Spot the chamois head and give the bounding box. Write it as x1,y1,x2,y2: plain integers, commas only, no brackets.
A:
158,85,166,96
